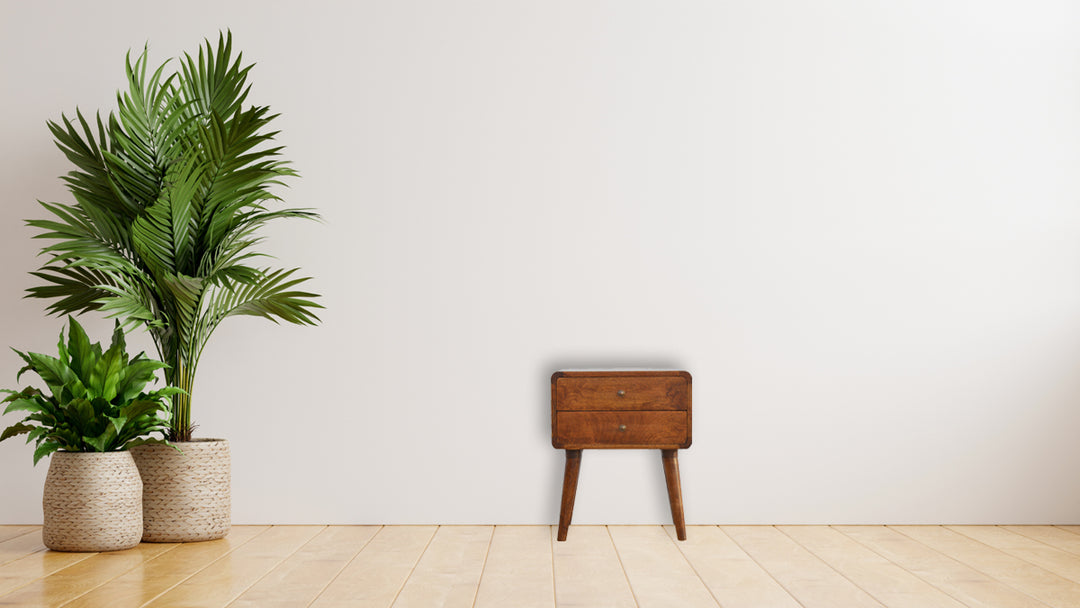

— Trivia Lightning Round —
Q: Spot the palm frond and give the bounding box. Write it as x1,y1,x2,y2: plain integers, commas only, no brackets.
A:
130,154,204,276
26,31,321,441
27,265,118,316
218,267,322,325
179,31,253,120
48,111,140,219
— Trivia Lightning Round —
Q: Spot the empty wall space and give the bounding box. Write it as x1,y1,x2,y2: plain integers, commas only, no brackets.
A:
1,0,1079,524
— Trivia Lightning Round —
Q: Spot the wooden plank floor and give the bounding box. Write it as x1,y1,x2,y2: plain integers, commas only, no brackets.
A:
1,525,1080,607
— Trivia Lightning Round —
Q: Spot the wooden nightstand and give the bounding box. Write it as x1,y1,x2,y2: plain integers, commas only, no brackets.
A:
551,370,692,541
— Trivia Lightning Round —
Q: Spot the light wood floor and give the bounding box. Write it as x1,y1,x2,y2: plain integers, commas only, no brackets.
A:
2,525,1080,607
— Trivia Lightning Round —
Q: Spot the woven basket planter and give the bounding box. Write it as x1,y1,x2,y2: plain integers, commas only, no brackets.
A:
131,439,231,542
42,451,143,552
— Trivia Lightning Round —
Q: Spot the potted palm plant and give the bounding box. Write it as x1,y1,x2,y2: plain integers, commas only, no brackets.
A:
23,31,322,541
1,317,179,551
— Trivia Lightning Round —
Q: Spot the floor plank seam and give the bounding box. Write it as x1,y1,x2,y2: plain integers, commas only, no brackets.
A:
387,524,440,607
548,525,557,608
0,545,48,569
717,526,809,608
606,526,642,608
135,525,272,608
0,528,28,543
0,550,97,600
222,525,329,608
773,525,887,607
1054,526,1080,539
56,543,182,608
980,524,1080,565
0,528,40,546
467,526,496,608
890,526,1060,608
1006,527,1080,558
304,525,384,608
831,526,1022,608
662,526,722,608
957,525,1080,592
946,525,1080,587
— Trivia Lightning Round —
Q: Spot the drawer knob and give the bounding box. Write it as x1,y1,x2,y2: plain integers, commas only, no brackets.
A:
617,390,626,396
618,424,627,432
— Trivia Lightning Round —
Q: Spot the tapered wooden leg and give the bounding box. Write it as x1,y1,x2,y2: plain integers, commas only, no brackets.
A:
557,449,582,541
662,449,686,541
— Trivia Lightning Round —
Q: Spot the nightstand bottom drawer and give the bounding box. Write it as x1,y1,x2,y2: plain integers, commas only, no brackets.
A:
554,411,689,448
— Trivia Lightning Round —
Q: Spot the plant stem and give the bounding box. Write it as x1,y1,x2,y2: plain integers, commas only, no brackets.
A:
168,360,193,442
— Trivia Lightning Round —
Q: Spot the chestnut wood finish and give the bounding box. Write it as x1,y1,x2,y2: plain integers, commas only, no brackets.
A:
551,370,692,541
557,450,582,542
554,411,689,449
554,376,689,411
662,449,687,541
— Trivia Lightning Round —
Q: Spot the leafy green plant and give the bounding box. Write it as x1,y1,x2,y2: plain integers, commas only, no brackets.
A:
1,317,181,464
24,32,322,441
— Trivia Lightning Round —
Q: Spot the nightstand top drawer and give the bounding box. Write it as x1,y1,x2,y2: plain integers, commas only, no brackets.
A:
552,371,691,411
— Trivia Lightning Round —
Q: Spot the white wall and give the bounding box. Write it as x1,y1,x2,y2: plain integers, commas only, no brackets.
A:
2,0,1080,525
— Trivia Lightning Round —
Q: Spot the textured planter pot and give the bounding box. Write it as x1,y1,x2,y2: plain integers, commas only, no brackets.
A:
43,451,143,552
131,439,231,542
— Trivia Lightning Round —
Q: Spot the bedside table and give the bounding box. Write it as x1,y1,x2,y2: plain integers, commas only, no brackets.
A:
551,370,692,541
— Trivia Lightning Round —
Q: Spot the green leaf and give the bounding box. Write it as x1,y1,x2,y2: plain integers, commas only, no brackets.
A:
110,414,128,435
124,437,176,450
119,399,166,423
114,357,168,403
65,399,97,433
18,351,70,393
65,316,96,381
86,425,118,452
26,427,48,444
32,442,60,465
90,339,124,401
0,423,35,442
2,397,47,416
